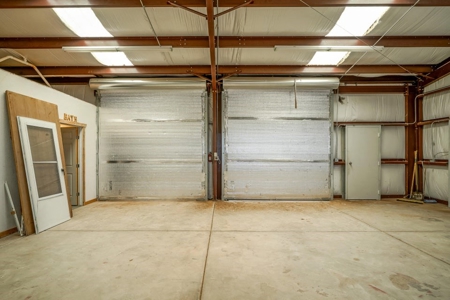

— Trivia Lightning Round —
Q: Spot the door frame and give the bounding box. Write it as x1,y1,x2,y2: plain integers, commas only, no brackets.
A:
345,125,381,200
60,120,87,206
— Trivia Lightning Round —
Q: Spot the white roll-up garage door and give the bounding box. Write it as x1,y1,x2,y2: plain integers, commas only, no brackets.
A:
222,78,338,200
98,82,207,200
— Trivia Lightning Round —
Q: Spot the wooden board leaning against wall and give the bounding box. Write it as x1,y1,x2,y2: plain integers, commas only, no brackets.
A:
6,91,72,235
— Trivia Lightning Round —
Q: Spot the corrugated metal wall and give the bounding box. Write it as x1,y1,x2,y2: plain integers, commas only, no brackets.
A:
423,74,450,203
333,93,406,196
222,88,332,200
98,89,207,200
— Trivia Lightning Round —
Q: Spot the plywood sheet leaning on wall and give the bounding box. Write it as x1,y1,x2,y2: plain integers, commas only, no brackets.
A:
5,91,72,235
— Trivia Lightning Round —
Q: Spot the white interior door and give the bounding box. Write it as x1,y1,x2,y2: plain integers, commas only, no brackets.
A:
62,127,78,206
18,117,71,233
345,125,381,200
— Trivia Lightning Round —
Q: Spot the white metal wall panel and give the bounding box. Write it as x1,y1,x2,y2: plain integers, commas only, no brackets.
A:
381,127,405,159
223,88,331,200
381,165,405,195
423,123,449,160
425,73,450,93
335,94,404,122
333,94,406,197
333,160,405,196
423,74,450,120
335,126,405,159
422,76,450,203
424,166,449,201
99,89,207,200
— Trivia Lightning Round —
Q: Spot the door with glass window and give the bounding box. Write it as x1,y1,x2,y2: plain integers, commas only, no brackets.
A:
18,117,70,233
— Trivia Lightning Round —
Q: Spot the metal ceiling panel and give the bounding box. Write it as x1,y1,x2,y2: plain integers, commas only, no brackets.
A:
218,48,314,65
126,48,210,65
217,7,344,36
369,7,450,36
1,50,102,67
0,9,76,37
93,7,208,36
344,48,450,65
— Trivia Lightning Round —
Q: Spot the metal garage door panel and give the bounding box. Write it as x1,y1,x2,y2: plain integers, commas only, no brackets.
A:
223,88,332,200
226,119,330,161
99,89,207,200
224,161,330,200
227,89,330,119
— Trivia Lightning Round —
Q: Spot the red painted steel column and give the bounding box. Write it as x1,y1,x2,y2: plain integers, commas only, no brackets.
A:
206,0,218,199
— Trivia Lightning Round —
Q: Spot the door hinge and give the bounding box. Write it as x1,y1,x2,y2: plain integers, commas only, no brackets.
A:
76,164,80,168
378,190,380,195
77,135,80,140
77,192,80,196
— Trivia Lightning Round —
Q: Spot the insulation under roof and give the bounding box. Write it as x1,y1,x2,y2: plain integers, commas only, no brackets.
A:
216,7,344,36
344,48,450,65
0,9,76,37
0,5,449,75
368,7,450,36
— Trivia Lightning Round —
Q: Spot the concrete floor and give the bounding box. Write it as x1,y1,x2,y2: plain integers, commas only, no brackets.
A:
0,200,449,299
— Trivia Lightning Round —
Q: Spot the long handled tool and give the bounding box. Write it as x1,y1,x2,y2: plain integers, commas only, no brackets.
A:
397,151,423,204
4,181,24,236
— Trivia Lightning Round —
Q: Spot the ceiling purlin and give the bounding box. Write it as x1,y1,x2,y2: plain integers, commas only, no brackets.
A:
1,0,449,8
1,36,450,49
26,75,418,85
3,65,433,76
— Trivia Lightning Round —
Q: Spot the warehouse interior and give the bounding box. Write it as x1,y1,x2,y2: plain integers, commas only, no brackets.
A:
0,1,449,299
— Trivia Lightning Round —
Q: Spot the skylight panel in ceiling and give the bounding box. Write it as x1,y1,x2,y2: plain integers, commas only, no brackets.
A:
326,7,389,37
92,52,133,66
308,7,389,66
54,8,134,66
53,8,112,37
308,52,350,66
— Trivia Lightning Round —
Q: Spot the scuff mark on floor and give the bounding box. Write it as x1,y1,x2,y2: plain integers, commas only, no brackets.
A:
369,284,388,295
389,273,438,296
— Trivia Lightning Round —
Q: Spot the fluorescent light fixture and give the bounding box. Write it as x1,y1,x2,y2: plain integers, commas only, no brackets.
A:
53,8,112,37
54,8,136,66
222,77,340,89
274,45,383,52
326,7,389,37
91,52,133,66
307,51,350,66
63,46,173,53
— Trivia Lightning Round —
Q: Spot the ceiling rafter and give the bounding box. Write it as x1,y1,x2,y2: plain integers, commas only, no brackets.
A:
25,75,417,85
1,36,449,49
422,57,450,86
1,0,449,8
3,65,433,76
